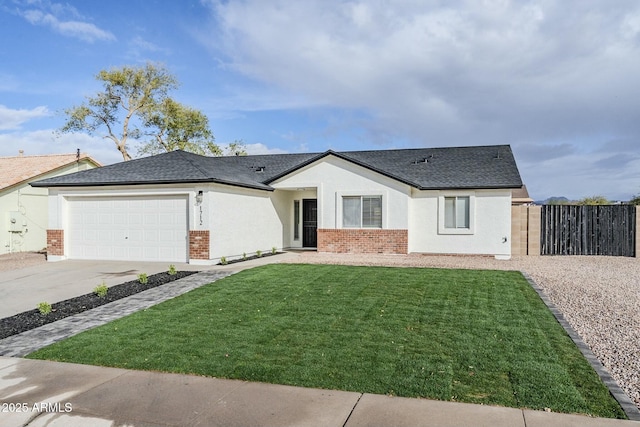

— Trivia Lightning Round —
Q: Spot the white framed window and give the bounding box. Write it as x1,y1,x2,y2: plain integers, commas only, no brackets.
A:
438,194,475,234
342,195,382,228
445,196,469,228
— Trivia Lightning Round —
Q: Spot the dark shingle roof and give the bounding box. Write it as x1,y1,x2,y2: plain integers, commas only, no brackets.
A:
31,145,523,190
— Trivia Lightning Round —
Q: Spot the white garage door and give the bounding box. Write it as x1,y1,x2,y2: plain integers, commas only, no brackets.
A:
68,196,188,262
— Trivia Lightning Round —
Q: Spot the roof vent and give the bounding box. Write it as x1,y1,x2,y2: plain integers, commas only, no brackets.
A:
494,151,502,160
252,166,266,173
412,154,434,164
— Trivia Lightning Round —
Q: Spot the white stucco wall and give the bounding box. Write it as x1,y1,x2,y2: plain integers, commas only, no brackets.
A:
271,155,412,244
409,189,512,257
207,184,286,260
1,161,97,254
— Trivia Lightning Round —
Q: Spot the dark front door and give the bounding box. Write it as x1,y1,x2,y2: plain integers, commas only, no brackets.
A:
302,199,317,248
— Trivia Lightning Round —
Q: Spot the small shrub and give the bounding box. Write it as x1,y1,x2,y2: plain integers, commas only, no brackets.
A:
256,250,262,258
242,252,247,261
220,256,228,265
94,283,108,298
168,264,177,275
271,246,277,254
37,302,52,316
138,273,148,285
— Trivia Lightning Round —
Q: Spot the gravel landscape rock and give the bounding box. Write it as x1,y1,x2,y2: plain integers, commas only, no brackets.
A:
286,252,640,410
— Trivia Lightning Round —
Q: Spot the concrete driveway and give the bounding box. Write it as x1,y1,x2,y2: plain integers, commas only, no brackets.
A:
0,259,204,318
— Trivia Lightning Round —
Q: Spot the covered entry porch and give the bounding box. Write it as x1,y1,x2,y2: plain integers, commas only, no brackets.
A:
275,188,318,250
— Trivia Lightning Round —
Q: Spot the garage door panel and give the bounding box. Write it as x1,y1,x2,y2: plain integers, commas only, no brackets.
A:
128,213,142,226
143,214,159,226
112,200,127,209
143,229,159,243
159,231,178,243
158,212,176,226
143,247,160,259
82,212,98,225
158,247,176,259
98,213,113,226
68,196,188,262
129,199,144,209
113,212,127,225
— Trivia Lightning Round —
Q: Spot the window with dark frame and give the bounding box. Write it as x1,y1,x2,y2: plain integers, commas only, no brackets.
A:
294,200,300,240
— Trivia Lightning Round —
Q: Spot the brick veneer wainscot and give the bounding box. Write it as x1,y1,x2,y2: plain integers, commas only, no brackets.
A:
47,229,64,256
317,229,408,254
189,230,210,260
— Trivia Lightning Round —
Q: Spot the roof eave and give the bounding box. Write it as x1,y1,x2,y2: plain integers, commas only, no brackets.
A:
30,177,274,191
416,184,524,191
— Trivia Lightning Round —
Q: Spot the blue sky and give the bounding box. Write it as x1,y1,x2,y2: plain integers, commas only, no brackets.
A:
1,0,640,201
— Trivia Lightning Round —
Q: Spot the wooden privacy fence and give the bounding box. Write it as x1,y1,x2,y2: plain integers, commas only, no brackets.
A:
540,205,636,257
511,205,639,257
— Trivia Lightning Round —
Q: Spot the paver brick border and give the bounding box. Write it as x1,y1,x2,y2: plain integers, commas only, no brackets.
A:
521,271,640,421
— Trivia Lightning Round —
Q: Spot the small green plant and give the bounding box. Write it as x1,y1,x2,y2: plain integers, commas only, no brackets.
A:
256,250,262,258
271,246,277,254
220,256,228,265
242,252,247,261
138,273,148,285
168,264,177,275
94,283,108,298
37,302,52,316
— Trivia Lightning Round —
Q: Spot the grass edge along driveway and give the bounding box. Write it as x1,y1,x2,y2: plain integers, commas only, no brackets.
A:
28,264,625,419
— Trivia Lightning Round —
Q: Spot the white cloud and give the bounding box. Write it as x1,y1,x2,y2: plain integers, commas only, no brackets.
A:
130,36,161,52
0,105,49,130
202,1,640,141
127,36,171,59
18,2,115,43
518,149,640,201
243,143,288,155
200,0,640,199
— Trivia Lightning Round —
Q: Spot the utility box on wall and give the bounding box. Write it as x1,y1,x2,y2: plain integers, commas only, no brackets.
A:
7,211,22,232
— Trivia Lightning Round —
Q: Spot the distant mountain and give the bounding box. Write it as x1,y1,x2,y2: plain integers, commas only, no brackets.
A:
534,196,571,205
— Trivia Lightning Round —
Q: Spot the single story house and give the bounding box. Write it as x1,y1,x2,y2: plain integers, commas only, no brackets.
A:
31,144,523,263
0,151,100,254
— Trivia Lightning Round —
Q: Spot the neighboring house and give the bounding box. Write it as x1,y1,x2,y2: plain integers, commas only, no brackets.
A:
31,144,523,263
0,151,101,255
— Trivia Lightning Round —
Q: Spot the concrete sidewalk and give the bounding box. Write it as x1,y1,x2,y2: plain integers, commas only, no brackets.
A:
1,356,638,427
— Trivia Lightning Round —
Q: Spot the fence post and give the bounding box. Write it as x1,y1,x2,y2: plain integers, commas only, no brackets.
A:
528,205,541,256
636,206,639,258
511,206,523,255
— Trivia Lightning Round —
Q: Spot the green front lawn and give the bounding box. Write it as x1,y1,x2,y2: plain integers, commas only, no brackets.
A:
27,264,625,418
